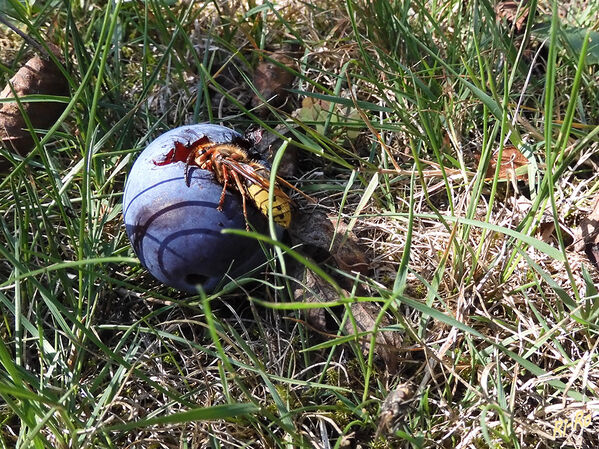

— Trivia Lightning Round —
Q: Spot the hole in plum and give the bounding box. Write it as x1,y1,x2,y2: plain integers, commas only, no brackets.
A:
185,273,209,286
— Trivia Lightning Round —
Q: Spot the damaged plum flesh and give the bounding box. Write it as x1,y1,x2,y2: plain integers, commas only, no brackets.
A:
123,124,271,293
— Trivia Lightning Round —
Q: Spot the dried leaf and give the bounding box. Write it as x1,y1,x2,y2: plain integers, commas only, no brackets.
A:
294,94,362,141
344,301,402,373
495,1,530,32
486,145,528,181
292,264,402,373
295,96,329,134
289,210,370,275
293,266,340,332
290,212,400,371
328,217,371,274
579,195,599,269
342,106,362,141
251,52,296,113
0,43,68,167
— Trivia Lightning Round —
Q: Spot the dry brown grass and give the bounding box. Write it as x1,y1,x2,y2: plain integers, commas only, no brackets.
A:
2,0,599,448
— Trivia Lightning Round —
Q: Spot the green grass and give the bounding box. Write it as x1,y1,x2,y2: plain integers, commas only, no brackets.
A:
1,0,599,447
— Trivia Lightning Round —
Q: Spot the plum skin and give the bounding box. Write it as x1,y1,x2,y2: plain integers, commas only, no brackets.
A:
123,124,272,293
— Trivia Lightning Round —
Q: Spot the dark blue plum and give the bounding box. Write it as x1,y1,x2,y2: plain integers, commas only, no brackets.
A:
123,124,272,293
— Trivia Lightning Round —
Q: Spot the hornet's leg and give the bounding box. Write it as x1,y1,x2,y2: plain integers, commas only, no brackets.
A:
211,156,230,211
231,171,250,231
217,167,229,211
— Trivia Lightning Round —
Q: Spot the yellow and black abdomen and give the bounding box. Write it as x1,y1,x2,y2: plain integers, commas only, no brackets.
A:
246,183,292,228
